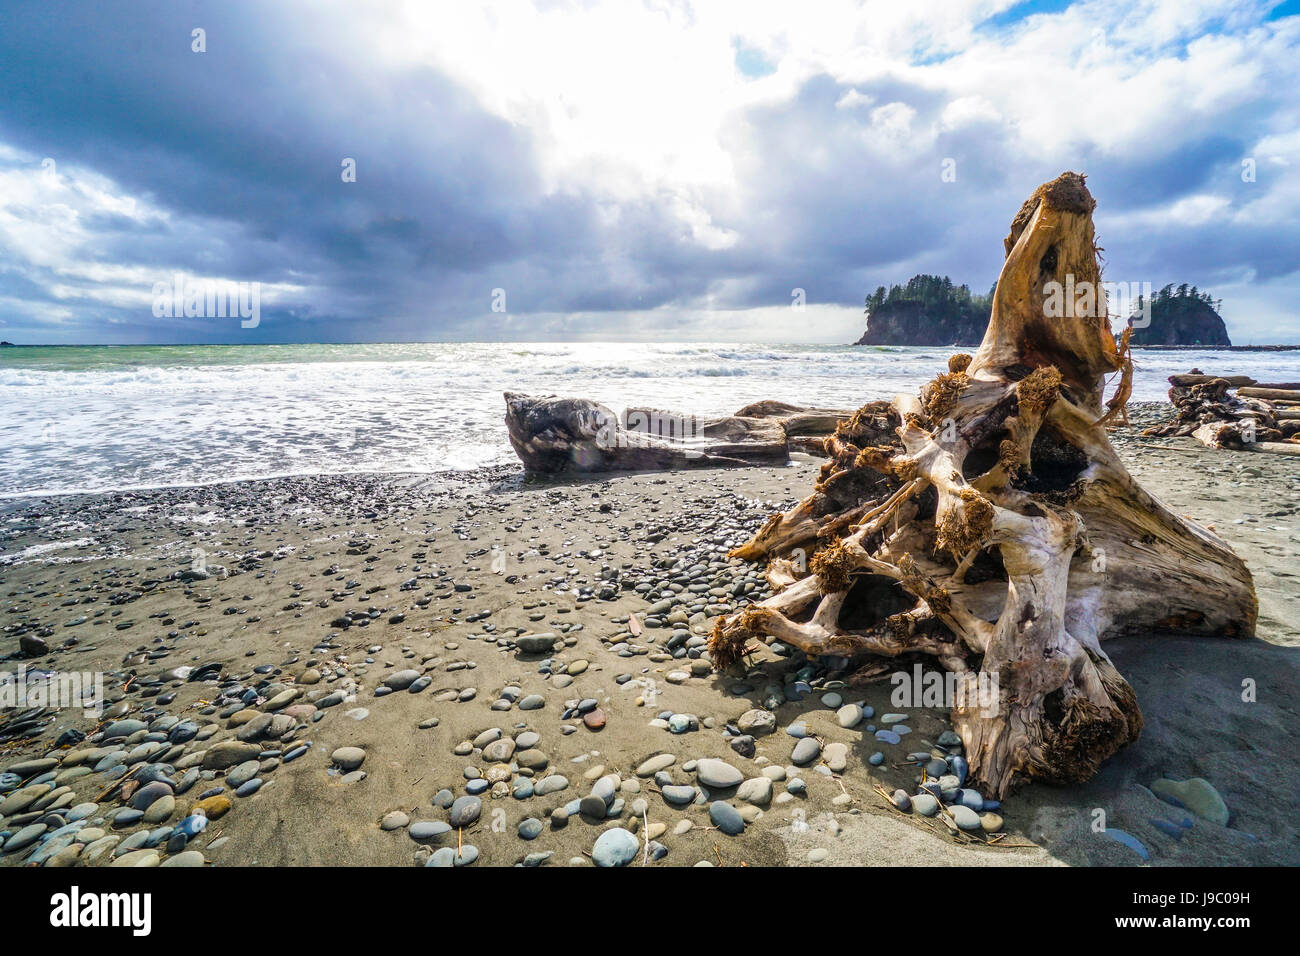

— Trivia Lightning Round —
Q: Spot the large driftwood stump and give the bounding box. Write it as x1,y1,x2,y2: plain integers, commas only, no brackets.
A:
711,173,1258,798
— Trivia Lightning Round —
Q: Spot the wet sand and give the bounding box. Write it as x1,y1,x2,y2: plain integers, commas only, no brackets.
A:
1,405,1297,867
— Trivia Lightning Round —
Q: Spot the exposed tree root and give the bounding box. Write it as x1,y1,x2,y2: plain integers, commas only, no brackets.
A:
710,172,1257,799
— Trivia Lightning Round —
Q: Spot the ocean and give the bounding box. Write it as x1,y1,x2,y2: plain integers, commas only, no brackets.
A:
3,342,1299,499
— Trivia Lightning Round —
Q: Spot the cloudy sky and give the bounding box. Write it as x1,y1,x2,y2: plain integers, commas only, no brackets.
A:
1,0,1298,345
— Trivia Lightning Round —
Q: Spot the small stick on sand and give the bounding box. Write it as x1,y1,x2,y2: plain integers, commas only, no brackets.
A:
94,763,141,803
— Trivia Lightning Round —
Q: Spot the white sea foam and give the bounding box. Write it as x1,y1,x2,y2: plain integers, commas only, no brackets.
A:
2,342,1298,498
0,537,96,564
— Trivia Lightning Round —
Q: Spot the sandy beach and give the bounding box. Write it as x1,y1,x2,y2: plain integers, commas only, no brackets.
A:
2,402,1296,868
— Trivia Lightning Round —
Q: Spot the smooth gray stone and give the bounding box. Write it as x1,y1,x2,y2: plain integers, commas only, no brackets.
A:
791,737,821,766
534,775,568,796
331,747,366,771
3,822,47,853
709,801,745,836
912,793,939,816
951,805,981,830
410,821,452,842
449,796,481,828
661,785,697,806
592,827,639,867
515,634,557,654
695,758,743,789
383,669,422,690
226,761,260,788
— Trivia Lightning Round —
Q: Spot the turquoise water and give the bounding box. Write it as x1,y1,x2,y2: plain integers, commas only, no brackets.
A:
2,342,1297,498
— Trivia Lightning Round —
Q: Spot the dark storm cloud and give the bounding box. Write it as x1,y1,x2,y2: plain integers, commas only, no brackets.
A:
0,1,596,340
0,1,1297,343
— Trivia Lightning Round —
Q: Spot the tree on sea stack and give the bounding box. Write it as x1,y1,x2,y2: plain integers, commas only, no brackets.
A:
710,172,1257,798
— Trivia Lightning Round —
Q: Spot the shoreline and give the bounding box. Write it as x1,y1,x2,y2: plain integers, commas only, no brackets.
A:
1,414,1297,868
2,401,1178,506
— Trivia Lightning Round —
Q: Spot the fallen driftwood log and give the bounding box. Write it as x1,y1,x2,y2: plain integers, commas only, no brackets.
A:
1169,373,1255,387
710,172,1257,799
1238,387,1300,401
1168,374,1300,388
503,392,851,473
1144,370,1300,451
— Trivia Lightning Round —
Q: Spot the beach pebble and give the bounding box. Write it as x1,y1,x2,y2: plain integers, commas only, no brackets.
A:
518,818,544,840
427,845,478,867
951,805,981,830
516,634,557,654
709,801,745,835
1151,777,1229,826
191,795,232,819
736,777,773,806
130,781,174,811
912,793,939,817
661,785,697,806
791,737,820,766
383,669,422,690
823,742,848,773
836,704,863,728
592,827,639,867
159,850,205,867
331,747,366,771
736,709,776,736
410,821,451,842
534,775,568,796
636,754,675,777
201,740,261,770
695,758,743,789
449,796,482,828
1104,828,1151,861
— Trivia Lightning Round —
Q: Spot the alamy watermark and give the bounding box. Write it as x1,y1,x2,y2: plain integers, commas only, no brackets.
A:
890,662,999,717
595,409,704,457
1,665,104,718
152,275,260,328
50,886,151,936
1042,274,1152,329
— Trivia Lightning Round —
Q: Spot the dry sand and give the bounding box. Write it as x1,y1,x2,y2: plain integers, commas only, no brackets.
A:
1,412,1297,868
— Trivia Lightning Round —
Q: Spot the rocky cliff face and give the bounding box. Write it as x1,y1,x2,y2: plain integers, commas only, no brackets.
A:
855,301,989,345
1128,295,1231,346
855,275,992,346
856,279,1233,347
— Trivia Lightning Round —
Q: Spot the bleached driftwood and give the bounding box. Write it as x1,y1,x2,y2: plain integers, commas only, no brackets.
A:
1145,374,1300,453
711,172,1257,798
503,393,851,472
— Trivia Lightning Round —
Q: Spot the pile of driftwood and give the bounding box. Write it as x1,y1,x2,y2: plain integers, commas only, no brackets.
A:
1145,370,1300,455
503,392,851,472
